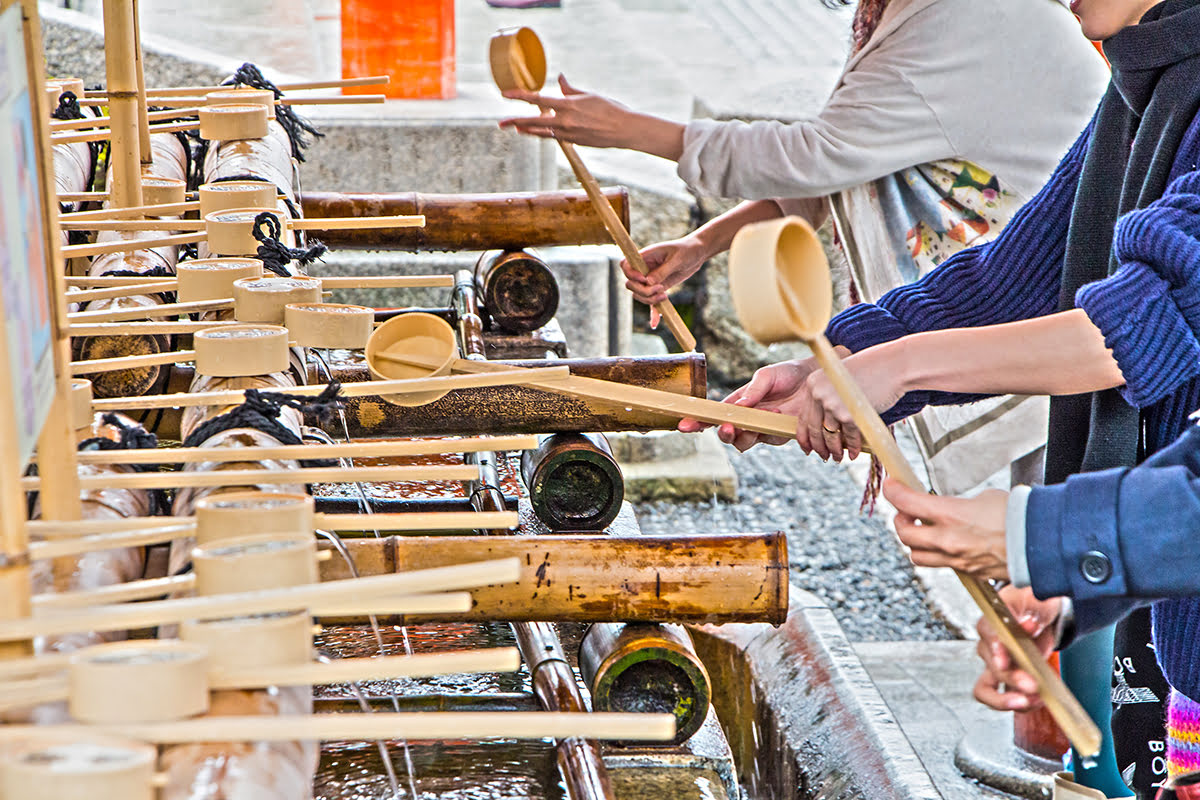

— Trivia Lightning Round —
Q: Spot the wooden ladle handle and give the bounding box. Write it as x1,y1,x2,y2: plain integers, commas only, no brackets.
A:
805,335,1102,758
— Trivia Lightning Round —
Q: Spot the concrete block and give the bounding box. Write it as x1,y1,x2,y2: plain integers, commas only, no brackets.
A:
610,429,737,503
300,83,556,194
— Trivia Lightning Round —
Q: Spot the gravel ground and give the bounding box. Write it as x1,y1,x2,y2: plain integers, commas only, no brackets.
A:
632,439,957,643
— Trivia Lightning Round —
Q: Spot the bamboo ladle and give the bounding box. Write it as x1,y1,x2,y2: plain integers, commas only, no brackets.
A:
489,27,696,352
60,209,425,260
0,558,519,642
28,511,522,560
726,215,1103,758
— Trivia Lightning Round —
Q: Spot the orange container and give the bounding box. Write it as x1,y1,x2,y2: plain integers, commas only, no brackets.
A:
342,0,456,99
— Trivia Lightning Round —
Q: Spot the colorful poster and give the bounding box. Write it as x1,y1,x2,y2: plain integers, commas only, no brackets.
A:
0,4,56,466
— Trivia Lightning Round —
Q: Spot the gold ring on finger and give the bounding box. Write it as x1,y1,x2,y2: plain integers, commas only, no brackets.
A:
822,425,841,435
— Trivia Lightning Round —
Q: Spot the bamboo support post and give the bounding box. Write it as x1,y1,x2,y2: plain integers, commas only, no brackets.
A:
74,434,538,466
0,559,519,640
0,710,673,745
21,464,483,492
101,0,143,209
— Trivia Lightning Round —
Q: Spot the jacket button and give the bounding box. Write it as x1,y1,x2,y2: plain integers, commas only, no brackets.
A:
1079,551,1112,584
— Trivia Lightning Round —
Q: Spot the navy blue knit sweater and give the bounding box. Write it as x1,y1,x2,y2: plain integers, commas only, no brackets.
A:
824,111,1200,699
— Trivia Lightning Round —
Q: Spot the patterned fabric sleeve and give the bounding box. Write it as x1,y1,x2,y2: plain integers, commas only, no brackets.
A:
825,121,1093,422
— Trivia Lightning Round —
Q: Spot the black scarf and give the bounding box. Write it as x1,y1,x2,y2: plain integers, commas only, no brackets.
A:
1045,0,1200,483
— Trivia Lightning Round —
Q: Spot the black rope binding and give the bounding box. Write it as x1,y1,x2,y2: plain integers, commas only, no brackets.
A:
53,91,102,223
181,384,342,468
223,62,324,162
96,266,177,306
78,414,169,514
251,211,326,276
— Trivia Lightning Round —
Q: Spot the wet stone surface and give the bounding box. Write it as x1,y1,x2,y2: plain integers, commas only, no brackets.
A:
632,440,957,643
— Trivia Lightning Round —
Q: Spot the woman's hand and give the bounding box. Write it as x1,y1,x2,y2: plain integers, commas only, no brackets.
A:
972,586,1062,712
624,235,709,307
793,344,910,460
499,75,685,159
882,479,1010,580
678,355,832,452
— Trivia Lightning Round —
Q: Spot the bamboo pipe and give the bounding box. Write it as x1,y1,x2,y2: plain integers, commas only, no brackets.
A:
21,464,482,492
89,367,572,411
0,710,674,745
66,297,230,322
299,188,630,250
73,434,539,466
28,512,522,560
101,0,143,209
324,353,708,438
318,533,788,625
67,280,180,303
50,119,198,146
0,559,520,641
727,216,1102,759
491,30,695,352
